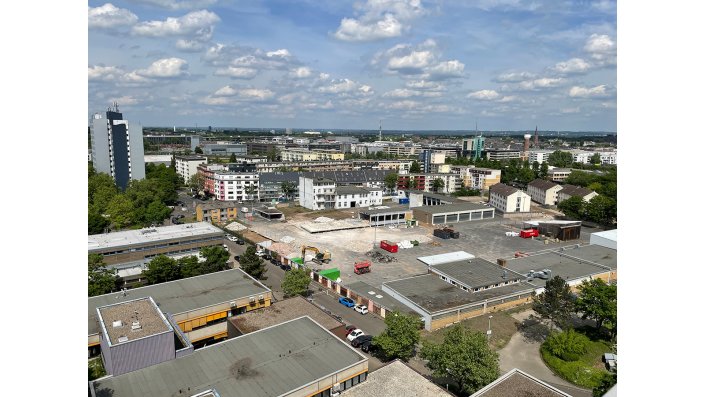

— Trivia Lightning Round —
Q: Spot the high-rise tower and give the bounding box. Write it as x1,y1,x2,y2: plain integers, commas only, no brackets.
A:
90,103,145,190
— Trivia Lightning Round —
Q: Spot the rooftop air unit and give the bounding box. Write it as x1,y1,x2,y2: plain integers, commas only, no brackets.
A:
131,321,142,331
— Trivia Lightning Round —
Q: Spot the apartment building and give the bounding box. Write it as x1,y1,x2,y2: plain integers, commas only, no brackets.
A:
571,150,618,165
489,183,531,213
280,148,344,161
299,177,336,210
527,179,562,205
211,171,259,202
174,155,207,182
557,184,599,203
196,202,238,224
548,168,572,182
453,166,502,190
528,150,554,164
397,173,461,194
485,149,522,161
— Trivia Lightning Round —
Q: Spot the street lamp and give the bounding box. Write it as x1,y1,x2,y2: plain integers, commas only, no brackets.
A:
487,315,493,340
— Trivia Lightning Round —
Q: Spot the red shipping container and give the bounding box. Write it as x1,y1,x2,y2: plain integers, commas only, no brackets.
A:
520,229,539,238
380,240,398,253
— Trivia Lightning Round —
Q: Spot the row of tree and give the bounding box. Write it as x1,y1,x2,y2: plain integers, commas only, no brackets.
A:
558,195,617,226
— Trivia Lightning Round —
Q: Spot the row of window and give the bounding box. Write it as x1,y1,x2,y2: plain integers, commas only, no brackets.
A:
98,236,222,256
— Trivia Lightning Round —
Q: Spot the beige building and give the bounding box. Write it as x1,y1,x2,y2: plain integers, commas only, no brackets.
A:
281,149,344,161
454,166,502,190
527,179,562,205
489,183,531,213
548,168,572,182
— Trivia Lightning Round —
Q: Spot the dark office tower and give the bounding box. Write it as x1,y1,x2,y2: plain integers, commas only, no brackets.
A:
90,103,145,190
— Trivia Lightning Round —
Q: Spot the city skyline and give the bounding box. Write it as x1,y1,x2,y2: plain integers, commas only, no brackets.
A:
88,0,617,131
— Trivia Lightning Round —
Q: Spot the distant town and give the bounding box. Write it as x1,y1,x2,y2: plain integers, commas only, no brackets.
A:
87,105,616,397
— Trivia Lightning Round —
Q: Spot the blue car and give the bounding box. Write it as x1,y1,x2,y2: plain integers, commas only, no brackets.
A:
338,297,355,307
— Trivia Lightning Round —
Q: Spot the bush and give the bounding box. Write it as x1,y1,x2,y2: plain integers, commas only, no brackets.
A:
544,329,589,361
540,346,605,388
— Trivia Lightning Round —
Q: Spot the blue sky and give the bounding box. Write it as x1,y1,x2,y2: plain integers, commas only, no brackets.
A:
88,0,616,131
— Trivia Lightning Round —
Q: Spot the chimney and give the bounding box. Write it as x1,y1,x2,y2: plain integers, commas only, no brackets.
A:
523,134,531,154
534,126,538,147
497,258,507,267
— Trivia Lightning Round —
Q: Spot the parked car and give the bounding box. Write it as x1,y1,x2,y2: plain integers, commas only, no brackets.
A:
236,239,245,245
346,329,364,342
344,325,357,336
280,264,292,271
227,235,238,242
338,297,355,308
351,335,373,348
263,254,272,260
354,304,369,315
360,340,374,353
255,250,265,257
234,255,240,262
223,244,229,251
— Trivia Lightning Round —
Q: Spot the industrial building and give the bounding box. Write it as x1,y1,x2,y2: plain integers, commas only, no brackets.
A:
590,229,617,250
201,143,247,156
358,206,413,226
90,316,369,397
88,269,272,356
90,105,145,190
253,206,284,220
96,297,193,376
281,148,345,161
404,191,457,207
484,149,522,161
196,202,238,224
412,202,495,225
88,222,224,266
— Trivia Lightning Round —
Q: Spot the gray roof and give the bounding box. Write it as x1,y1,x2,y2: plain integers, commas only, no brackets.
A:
253,207,283,215
412,202,489,215
358,205,411,216
430,258,524,289
341,360,453,397
504,244,616,288
489,183,519,198
344,281,412,313
302,169,393,184
88,269,270,336
336,185,371,195
229,296,342,333
198,201,238,211
90,316,367,397
258,171,302,184
383,274,533,314
558,184,596,198
471,368,573,397
528,179,560,191
405,190,458,203
88,222,223,252
175,155,208,161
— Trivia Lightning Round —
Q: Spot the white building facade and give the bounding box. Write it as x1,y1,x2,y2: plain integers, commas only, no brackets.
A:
528,150,554,164
212,172,259,202
299,177,336,210
527,179,562,205
489,183,531,213
175,155,208,182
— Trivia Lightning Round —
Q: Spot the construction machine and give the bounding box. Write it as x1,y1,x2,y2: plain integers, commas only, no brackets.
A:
301,246,332,264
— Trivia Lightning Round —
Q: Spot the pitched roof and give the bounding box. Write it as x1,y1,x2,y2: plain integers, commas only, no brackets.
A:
471,368,574,396
559,184,596,198
528,179,559,191
302,169,393,184
336,185,370,195
489,183,519,198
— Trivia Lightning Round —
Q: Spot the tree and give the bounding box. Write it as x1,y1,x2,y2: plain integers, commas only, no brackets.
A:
194,146,203,154
543,329,589,361
189,173,205,193
532,276,576,330
517,167,535,185
589,153,602,165
88,208,109,235
576,278,617,338
432,178,445,193
143,255,182,284
178,255,202,278
547,150,573,167
105,194,135,229
372,311,421,361
200,245,231,274
245,183,258,205
267,146,279,162
281,268,311,297
410,161,421,173
229,153,238,163
540,162,549,178
584,195,617,226
170,155,176,169
421,325,500,395
89,254,119,297
280,181,296,201
532,161,540,178
239,246,267,279
384,173,398,193
144,200,171,225
558,196,585,219
408,178,417,190
593,372,617,397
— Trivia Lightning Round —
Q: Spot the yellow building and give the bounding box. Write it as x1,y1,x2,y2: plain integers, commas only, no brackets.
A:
196,202,238,224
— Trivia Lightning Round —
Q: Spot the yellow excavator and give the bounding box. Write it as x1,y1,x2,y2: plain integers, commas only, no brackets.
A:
301,246,332,264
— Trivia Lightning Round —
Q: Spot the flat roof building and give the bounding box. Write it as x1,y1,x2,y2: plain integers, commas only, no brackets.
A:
90,316,369,397
88,222,224,266
412,202,495,225
88,269,272,354
590,229,617,250
358,206,412,226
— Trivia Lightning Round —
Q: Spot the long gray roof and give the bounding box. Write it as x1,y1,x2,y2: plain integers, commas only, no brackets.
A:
88,269,270,336
90,316,367,397
558,184,596,198
335,185,371,195
302,169,393,184
259,171,302,184
412,202,489,215
430,258,524,289
489,183,519,198
528,179,559,191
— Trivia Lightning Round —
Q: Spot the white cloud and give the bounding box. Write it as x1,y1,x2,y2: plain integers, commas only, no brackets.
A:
132,10,219,49
214,66,258,79
88,65,125,81
584,34,616,64
138,58,189,77
552,58,590,74
388,50,434,71
517,77,565,90
374,40,463,80
333,0,425,42
108,95,140,106
495,71,536,83
203,43,298,72
206,86,274,103
406,80,444,91
88,3,138,29
240,88,275,100
214,86,237,96
383,88,441,98
289,67,312,78
560,106,581,113
569,85,609,98
318,78,358,94
427,60,465,79
467,89,500,100
266,49,291,58
130,0,217,10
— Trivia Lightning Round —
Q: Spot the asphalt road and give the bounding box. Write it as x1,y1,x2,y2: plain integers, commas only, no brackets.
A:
308,289,387,337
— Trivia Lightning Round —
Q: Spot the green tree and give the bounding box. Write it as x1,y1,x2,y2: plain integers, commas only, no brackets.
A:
540,162,549,178
593,372,617,397
589,153,602,165
408,178,417,190
245,183,258,205
576,278,617,338
532,161,540,178
88,207,109,235
281,268,311,297
267,146,279,162
280,181,296,201
170,155,176,169
178,255,202,278
547,150,574,167
384,173,399,192
432,178,445,193
105,194,135,230
517,167,535,185
421,325,500,395
239,246,267,279
584,195,617,226
144,200,171,225
558,196,585,220
200,245,231,274
372,311,421,361
409,161,421,173
143,255,181,284
88,254,120,297
89,172,118,205
194,146,203,154
189,173,205,193
229,153,238,163
532,276,576,330
543,329,589,361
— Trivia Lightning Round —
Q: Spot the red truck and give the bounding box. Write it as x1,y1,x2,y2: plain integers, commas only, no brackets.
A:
354,261,371,275
380,240,398,253
520,229,539,238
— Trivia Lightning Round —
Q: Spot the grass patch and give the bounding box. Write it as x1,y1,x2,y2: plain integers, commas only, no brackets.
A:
540,329,612,389
421,312,519,350
88,356,106,381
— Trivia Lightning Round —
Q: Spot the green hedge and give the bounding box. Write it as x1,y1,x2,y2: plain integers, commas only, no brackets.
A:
540,344,608,389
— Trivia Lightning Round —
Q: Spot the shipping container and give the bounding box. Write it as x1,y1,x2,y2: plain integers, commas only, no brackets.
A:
520,229,539,238
380,240,398,253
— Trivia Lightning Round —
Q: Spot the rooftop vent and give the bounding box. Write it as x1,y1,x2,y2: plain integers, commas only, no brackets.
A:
131,321,142,331
140,228,158,234
118,336,129,343
112,320,123,328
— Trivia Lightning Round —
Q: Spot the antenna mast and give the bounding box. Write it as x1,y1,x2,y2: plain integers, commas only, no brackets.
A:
378,119,382,141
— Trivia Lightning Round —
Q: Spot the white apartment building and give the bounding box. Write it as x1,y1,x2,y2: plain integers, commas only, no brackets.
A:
175,155,208,182
280,149,345,161
334,186,383,209
548,168,572,182
489,183,531,213
453,166,502,190
383,142,420,157
527,179,562,205
571,150,618,165
528,150,554,164
299,177,336,210
212,172,259,202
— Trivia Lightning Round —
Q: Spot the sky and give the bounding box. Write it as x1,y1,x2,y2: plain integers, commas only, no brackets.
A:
88,0,617,131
